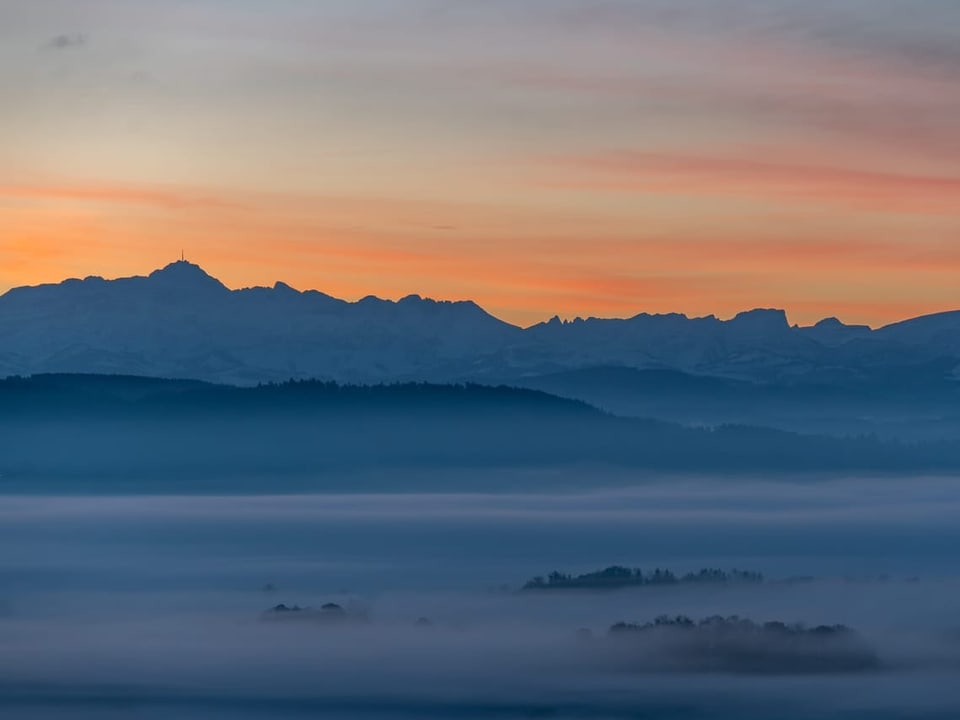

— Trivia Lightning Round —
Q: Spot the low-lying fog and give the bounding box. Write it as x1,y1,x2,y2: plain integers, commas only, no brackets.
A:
3,475,960,718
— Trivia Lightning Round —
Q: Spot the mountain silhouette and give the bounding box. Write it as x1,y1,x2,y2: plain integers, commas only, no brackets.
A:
2,374,958,489
1,261,958,386
0,261,520,384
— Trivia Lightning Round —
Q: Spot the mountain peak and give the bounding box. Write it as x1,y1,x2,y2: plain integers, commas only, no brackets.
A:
730,308,790,332
147,261,228,292
273,280,298,293
150,260,211,277
809,316,871,334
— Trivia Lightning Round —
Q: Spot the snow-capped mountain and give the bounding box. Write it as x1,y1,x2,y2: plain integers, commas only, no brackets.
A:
0,261,520,384
0,261,957,385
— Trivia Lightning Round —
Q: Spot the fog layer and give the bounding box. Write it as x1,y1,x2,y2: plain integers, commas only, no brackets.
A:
3,479,960,718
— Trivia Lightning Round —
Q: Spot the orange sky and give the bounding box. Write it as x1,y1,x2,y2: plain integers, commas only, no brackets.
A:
2,1,959,328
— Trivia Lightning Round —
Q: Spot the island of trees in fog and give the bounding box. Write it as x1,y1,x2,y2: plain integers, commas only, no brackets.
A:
261,602,370,625
523,566,765,591
602,614,879,674
253,601,880,676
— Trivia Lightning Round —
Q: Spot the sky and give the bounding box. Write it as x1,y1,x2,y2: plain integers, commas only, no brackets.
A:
1,0,958,328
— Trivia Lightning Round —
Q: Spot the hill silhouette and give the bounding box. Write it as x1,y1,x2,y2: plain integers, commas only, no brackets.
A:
506,363,960,441
1,374,959,490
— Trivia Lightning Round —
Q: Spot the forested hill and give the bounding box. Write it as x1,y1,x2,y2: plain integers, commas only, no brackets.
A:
0,373,597,418
1,374,958,486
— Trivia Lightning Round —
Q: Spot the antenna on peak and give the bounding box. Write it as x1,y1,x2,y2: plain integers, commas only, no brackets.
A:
181,249,185,262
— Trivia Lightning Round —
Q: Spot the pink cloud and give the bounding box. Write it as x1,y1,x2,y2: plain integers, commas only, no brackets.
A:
542,151,960,215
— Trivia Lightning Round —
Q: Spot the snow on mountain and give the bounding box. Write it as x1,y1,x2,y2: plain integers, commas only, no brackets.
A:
0,261,957,384
0,262,520,384
520,308,823,380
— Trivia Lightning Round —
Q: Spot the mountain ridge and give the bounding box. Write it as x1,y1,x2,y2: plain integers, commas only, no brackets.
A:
7,260,948,332
1,261,958,386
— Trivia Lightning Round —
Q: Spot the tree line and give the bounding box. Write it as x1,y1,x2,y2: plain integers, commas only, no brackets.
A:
523,566,764,591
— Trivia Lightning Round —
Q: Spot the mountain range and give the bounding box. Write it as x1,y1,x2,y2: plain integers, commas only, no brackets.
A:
2,260,959,388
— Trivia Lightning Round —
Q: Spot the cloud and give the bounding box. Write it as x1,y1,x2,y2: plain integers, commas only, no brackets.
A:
513,0,960,82
543,151,960,215
0,182,232,210
46,33,86,50
431,2,960,167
